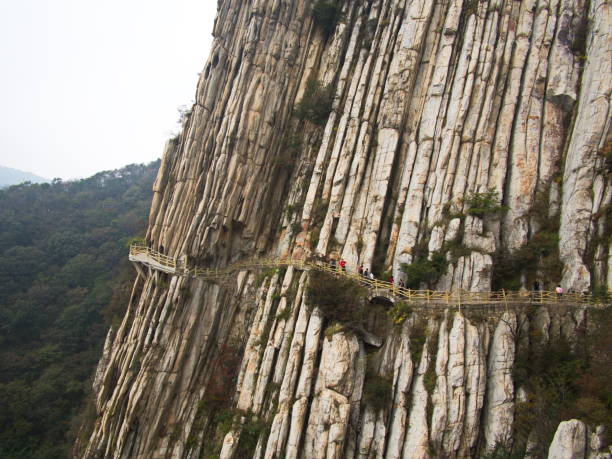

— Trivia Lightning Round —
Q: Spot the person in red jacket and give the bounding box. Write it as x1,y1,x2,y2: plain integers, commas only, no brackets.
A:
339,259,347,272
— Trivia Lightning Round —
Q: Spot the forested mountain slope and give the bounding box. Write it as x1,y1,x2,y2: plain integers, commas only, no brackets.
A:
0,160,158,458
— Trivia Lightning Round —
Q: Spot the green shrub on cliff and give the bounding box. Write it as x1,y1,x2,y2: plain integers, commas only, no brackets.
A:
312,1,340,38
463,190,508,218
362,365,393,412
401,250,448,289
492,191,562,290
307,270,367,325
236,413,271,456
295,77,334,125
387,301,412,325
510,310,611,456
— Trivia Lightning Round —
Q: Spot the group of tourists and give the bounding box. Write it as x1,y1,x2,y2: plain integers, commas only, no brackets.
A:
326,257,347,272
357,264,375,280
313,253,408,288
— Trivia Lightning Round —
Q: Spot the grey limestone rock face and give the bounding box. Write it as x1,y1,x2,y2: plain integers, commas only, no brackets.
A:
80,0,610,457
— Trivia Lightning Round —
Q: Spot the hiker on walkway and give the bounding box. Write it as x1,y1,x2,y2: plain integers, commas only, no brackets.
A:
531,281,541,301
368,271,375,280
555,284,564,298
358,265,363,276
340,259,347,272
363,268,369,279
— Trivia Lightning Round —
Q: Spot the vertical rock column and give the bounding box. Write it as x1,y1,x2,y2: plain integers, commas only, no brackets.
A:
560,0,611,292
482,312,516,451
302,332,365,459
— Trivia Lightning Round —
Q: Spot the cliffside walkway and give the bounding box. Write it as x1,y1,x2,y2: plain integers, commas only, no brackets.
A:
129,245,608,308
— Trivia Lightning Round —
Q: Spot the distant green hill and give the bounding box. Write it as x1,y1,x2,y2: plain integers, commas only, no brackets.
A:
0,166,48,188
0,160,159,458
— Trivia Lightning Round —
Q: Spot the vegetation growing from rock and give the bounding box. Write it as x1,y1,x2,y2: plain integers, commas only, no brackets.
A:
493,192,562,290
295,77,334,125
362,362,393,412
409,319,427,363
311,1,340,38
586,200,610,289
307,270,367,325
462,190,508,218
184,341,243,455
0,161,158,458
387,301,412,325
236,413,271,456
510,310,611,456
479,443,523,459
202,343,242,411
255,267,277,286
422,321,440,430
324,321,345,340
275,130,302,170
401,250,448,289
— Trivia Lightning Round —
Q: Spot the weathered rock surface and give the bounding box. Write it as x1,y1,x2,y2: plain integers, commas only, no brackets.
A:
140,0,609,294
482,312,516,451
82,272,608,458
79,0,610,458
548,419,587,459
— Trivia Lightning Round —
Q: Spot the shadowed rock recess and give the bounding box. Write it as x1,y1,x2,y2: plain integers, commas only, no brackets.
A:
79,0,611,458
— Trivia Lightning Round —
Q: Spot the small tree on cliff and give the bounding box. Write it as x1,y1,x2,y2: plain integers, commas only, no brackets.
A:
295,77,334,125
307,270,367,325
463,189,508,218
312,1,340,38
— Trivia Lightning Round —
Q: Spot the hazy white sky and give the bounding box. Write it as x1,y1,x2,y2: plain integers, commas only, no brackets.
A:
0,0,215,180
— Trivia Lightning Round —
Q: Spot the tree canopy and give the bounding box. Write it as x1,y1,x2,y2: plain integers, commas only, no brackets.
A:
0,160,158,458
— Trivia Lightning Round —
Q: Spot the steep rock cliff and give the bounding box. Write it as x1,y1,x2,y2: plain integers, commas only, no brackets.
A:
80,0,611,457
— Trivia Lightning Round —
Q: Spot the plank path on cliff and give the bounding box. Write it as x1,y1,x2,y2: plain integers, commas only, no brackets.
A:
129,245,607,308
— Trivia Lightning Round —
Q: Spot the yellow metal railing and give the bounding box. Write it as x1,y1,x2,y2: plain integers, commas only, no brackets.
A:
130,245,177,270
129,245,608,307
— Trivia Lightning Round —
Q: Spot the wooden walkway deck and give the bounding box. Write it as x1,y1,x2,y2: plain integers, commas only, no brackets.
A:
129,245,608,308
